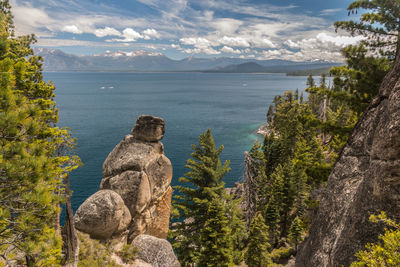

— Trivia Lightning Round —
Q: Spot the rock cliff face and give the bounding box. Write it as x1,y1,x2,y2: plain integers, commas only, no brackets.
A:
295,57,400,266
74,115,177,264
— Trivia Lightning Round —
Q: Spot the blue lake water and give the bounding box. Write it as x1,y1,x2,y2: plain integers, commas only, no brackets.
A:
44,72,308,212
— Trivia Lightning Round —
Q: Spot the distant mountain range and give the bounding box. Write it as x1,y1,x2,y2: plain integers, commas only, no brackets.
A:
34,48,341,73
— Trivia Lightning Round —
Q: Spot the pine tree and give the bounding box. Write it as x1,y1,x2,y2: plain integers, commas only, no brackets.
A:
227,195,247,265
171,129,231,265
197,197,234,267
306,74,315,87
0,1,80,265
248,141,269,212
335,0,400,59
245,213,272,267
288,216,303,250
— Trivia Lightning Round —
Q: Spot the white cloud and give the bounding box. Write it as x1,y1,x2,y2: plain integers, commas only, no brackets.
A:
180,37,213,49
320,8,342,16
219,36,250,47
250,38,275,48
94,27,121,37
108,28,143,42
268,32,363,61
142,28,161,39
284,40,300,48
209,18,243,34
171,44,182,49
184,47,220,55
220,46,241,54
62,25,83,34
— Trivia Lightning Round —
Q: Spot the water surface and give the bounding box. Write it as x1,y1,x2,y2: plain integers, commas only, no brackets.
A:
45,72,308,211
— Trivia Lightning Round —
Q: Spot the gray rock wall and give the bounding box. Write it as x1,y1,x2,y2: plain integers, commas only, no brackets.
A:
295,56,400,266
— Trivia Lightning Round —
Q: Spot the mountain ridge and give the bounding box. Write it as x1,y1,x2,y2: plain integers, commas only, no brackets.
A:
34,48,341,73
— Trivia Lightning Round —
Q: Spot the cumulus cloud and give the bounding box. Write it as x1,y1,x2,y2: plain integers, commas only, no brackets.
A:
250,37,275,48
219,36,250,47
62,25,83,34
94,27,121,37
180,37,213,49
285,32,363,51
107,28,143,42
184,47,220,55
142,28,161,39
263,32,365,61
220,46,241,54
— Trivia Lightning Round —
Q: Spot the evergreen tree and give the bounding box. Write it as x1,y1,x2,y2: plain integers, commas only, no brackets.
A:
248,141,269,212
0,1,80,265
335,0,400,59
197,197,234,267
306,74,315,87
245,213,272,267
225,194,247,265
288,216,303,250
171,129,231,265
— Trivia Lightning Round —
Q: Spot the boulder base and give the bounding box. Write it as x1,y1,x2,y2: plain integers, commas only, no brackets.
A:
74,190,131,240
132,235,180,267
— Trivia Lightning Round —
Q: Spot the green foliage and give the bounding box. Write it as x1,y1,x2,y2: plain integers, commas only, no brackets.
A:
334,0,400,59
226,194,248,265
117,244,139,264
197,197,234,267
270,246,295,263
245,213,273,267
288,216,304,249
248,141,269,212
351,212,400,266
0,1,80,264
171,129,235,266
77,232,121,267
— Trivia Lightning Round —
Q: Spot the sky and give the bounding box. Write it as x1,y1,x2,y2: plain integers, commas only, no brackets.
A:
10,0,362,61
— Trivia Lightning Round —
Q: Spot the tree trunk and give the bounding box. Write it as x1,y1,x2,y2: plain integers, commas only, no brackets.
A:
63,175,79,267
244,152,256,226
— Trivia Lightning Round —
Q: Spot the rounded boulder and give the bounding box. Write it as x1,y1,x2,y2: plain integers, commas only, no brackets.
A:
74,190,131,239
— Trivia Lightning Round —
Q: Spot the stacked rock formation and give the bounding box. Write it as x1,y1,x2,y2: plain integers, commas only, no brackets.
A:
74,115,173,245
295,55,400,266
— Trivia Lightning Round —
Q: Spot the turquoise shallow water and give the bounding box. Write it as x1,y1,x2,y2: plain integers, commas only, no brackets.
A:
44,72,307,211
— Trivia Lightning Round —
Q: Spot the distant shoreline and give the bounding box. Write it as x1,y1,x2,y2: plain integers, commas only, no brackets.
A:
43,70,302,75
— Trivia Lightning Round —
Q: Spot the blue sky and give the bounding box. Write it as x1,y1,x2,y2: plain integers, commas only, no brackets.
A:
10,0,362,61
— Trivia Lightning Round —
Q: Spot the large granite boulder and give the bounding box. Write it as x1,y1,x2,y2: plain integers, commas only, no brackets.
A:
132,235,180,267
295,56,400,266
74,115,174,261
74,190,131,239
100,116,173,240
132,115,165,142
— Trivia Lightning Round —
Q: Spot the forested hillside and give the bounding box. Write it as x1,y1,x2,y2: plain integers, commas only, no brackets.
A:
169,0,400,266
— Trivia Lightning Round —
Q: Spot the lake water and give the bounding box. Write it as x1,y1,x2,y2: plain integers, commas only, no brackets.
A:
44,72,308,211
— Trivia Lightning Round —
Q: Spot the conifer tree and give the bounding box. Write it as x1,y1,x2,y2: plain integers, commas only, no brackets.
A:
197,197,234,267
0,1,80,265
288,216,303,250
225,193,247,265
306,74,315,88
171,129,231,265
335,0,400,59
245,213,272,267
248,141,269,212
